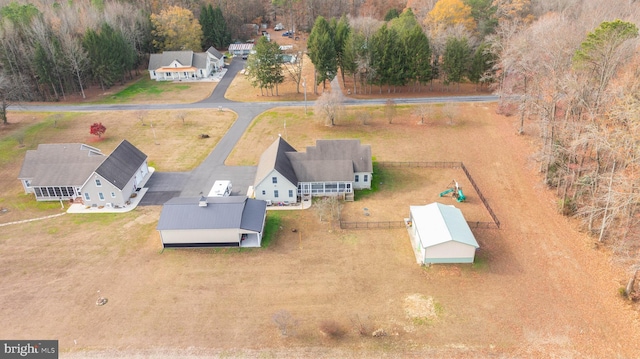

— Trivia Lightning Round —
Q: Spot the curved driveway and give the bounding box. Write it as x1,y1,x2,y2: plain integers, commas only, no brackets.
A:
11,60,498,205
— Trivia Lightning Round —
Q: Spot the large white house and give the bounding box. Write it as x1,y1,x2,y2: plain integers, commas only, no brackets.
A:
19,140,150,208
253,137,372,204
148,47,224,81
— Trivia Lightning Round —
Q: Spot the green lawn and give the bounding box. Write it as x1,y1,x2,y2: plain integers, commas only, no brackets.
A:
91,77,193,104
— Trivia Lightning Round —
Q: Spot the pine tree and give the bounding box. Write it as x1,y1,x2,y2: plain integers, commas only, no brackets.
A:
308,16,337,92
442,36,471,90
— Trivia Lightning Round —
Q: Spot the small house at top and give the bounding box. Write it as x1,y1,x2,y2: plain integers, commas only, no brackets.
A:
148,46,224,81
228,43,253,58
253,137,372,204
408,202,479,264
157,196,268,248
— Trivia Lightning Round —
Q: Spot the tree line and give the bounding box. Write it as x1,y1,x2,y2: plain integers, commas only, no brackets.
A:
489,0,640,276
304,6,495,95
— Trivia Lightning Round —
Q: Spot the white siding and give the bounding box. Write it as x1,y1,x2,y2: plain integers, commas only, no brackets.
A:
160,228,242,245
254,169,297,203
353,171,372,189
423,241,476,263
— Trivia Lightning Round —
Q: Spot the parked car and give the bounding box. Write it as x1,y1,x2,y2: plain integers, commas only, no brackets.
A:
274,23,284,31
282,31,291,37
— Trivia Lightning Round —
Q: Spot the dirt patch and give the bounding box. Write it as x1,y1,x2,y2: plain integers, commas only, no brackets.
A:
404,294,438,321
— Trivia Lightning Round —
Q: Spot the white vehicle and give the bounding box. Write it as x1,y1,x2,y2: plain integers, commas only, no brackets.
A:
274,23,284,31
208,180,232,197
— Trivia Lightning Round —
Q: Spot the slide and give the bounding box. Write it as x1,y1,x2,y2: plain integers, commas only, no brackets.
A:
456,189,466,202
439,188,454,197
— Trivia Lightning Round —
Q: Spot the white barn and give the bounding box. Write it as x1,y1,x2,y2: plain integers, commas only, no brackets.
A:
408,202,479,264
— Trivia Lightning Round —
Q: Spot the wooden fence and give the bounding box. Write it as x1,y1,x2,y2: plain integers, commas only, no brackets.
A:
339,220,498,230
377,161,462,169
345,161,502,229
459,163,501,228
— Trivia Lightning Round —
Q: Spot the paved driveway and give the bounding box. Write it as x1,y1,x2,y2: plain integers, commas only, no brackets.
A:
141,60,266,205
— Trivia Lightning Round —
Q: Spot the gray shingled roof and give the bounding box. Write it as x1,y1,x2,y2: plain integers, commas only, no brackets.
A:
95,140,147,190
206,46,224,60
304,139,372,172
148,51,195,70
18,143,105,187
254,137,298,186
156,196,267,231
287,158,354,182
192,52,208,70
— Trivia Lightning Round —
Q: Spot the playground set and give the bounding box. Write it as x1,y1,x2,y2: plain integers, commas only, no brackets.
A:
439,180,466,202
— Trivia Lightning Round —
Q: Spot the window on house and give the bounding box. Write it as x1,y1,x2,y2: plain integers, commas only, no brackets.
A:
272,177,278,184
34,188,42,197
289,190,293,198
355,175,359,182
111,192,116,198
24,180,31,188
364,174,369,182
95,179,102,187
262,190,266,195
84,193,90,201
98,192,105,201
274,190,279,198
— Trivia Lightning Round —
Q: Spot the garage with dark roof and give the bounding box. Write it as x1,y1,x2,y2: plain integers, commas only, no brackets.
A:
157,196,268,248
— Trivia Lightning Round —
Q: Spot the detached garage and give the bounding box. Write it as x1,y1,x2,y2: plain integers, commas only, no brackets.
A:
408,202,479,264
157,196,267,248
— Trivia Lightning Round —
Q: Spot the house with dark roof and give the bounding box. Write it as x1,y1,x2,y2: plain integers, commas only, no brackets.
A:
253,137,372,204
19,140,149,208
18,143,105,201
148,46,224,81
157,196,268,248
80,140,149,208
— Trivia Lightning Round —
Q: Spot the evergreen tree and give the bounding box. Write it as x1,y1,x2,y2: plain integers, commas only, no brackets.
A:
442,36,471,90
308,16,337,91
404,25,431,91
200,4,215,49
83,23,136,89
211,6,231,49
469,42,495,87
384,8,400,21
334,16,350,84
246,36,284,96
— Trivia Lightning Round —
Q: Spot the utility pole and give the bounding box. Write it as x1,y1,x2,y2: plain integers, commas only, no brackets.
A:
303,76,307,115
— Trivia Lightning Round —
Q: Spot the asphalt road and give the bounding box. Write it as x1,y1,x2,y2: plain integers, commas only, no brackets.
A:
10,61,499,205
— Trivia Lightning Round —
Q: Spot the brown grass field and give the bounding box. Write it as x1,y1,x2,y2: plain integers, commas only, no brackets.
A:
1,62,640,358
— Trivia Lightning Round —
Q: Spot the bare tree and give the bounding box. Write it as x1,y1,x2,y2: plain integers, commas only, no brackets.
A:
135,110,148,125
442,102,457,125
272,310,299,337
357,111,371,125
413,104,433,125
283,52,305,94
175,111,187,125
0,74,22,125
314,79,345,126
384,98,396,124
